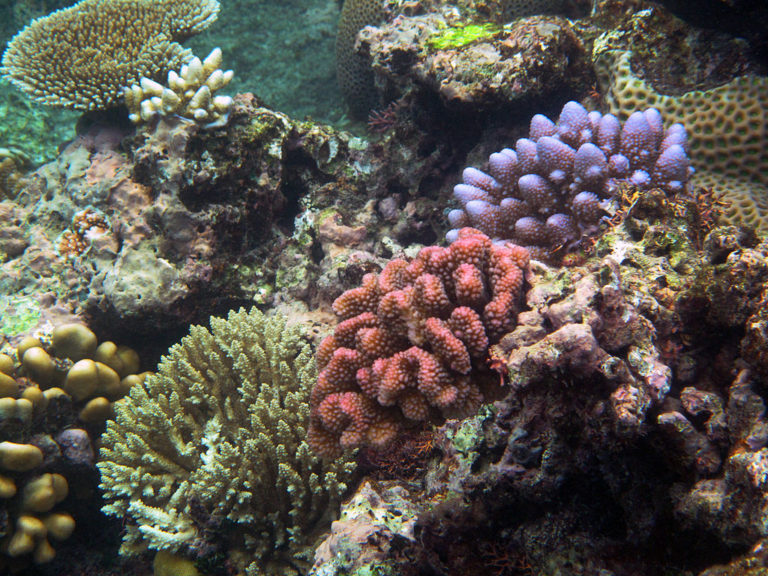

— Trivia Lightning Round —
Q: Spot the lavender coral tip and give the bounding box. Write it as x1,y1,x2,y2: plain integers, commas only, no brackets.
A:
447,101,692,254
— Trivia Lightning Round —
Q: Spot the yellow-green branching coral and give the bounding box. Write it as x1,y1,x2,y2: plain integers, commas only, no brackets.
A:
97,307,356,576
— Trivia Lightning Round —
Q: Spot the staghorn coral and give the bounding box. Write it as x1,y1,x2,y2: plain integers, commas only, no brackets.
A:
123,47,233,127
97,307,355,576
1,0,220,110
446,100,692,257
308,228,529,458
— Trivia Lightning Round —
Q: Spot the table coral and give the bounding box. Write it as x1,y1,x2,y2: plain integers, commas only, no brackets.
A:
308,228,529,458
1,0,220,110
446,100,693,257
97,307,355,576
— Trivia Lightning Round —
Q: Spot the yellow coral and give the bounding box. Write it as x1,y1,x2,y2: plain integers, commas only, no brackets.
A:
1,0,220,110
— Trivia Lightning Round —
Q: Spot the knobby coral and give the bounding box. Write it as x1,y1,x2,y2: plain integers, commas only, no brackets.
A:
98,308,355,576
308,228,529,458
1,0,220,110
447,100,693,257
123,47,233,126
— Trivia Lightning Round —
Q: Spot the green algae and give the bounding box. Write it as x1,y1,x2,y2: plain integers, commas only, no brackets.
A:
426,23,500,51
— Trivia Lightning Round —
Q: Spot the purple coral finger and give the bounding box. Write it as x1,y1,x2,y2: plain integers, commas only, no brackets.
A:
516,138,539,173
518,174,557,213
571,191,606,224
514,216,548,245
448,208,470,228
465,200,501,236
529,113,557,140
462,167,499,194
556,101,591,147
653,144,690,193
643,108,664,148
573,143,607,184
489,150,519,189
537,136,575,185
500,197,529,227
608,154,630,177
596,113,621,157
661,123,689,153
454,183,491,206
620,111,655,167
545,213,578,245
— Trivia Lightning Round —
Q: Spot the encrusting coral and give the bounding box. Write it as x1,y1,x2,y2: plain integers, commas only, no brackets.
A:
447,100,693,257
308,228,529,458
1,0,220,110
98,307,355,576
123,47,233,127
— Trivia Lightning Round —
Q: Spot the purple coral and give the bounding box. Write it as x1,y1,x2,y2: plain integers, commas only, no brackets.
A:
447,101,693,252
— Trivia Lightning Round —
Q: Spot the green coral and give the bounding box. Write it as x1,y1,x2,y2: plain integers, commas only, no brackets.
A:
97,307,356,576
426,23,500,51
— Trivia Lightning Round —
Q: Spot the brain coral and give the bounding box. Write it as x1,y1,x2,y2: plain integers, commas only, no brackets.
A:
1,0,220,110
308,228,529,458
595,49,768,235
336,0,384,118
98,308,355,576
447,100,692,255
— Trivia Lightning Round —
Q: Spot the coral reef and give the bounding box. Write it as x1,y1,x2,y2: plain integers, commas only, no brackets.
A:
98,307,356,576
123,47,233,127
308,228,529,458
1,0,220,110
310,209,768,574
0,322,142,570
447,100,692,257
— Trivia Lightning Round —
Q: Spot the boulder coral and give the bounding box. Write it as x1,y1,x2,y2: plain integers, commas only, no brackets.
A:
308,228,529,458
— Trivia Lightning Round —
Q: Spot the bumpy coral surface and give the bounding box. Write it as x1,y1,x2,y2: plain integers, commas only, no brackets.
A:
308,228,529,458
98,308,355,576
123,47,233,126
1,0,220,110
447,100,693,256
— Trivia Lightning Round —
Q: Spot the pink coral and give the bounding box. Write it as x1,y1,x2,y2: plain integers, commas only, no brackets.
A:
309,228,528,458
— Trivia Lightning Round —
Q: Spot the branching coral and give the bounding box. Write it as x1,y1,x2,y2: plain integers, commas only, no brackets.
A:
123,47,233,127
308,228,529,458
1,0,220,110
447,100,692,258
97,308,355,576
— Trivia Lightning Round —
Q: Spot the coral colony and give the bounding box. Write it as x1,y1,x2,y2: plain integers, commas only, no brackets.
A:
447,101,693,254
308,228,529,457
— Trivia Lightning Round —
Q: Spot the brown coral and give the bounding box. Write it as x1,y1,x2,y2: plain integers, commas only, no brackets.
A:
1,0,220,110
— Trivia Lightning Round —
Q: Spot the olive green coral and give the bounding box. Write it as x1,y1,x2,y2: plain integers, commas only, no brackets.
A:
1,0,220,110
97,308,355,576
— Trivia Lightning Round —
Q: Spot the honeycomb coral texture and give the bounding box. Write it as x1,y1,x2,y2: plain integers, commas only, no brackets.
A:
447,101,693,254
308,228,529,458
